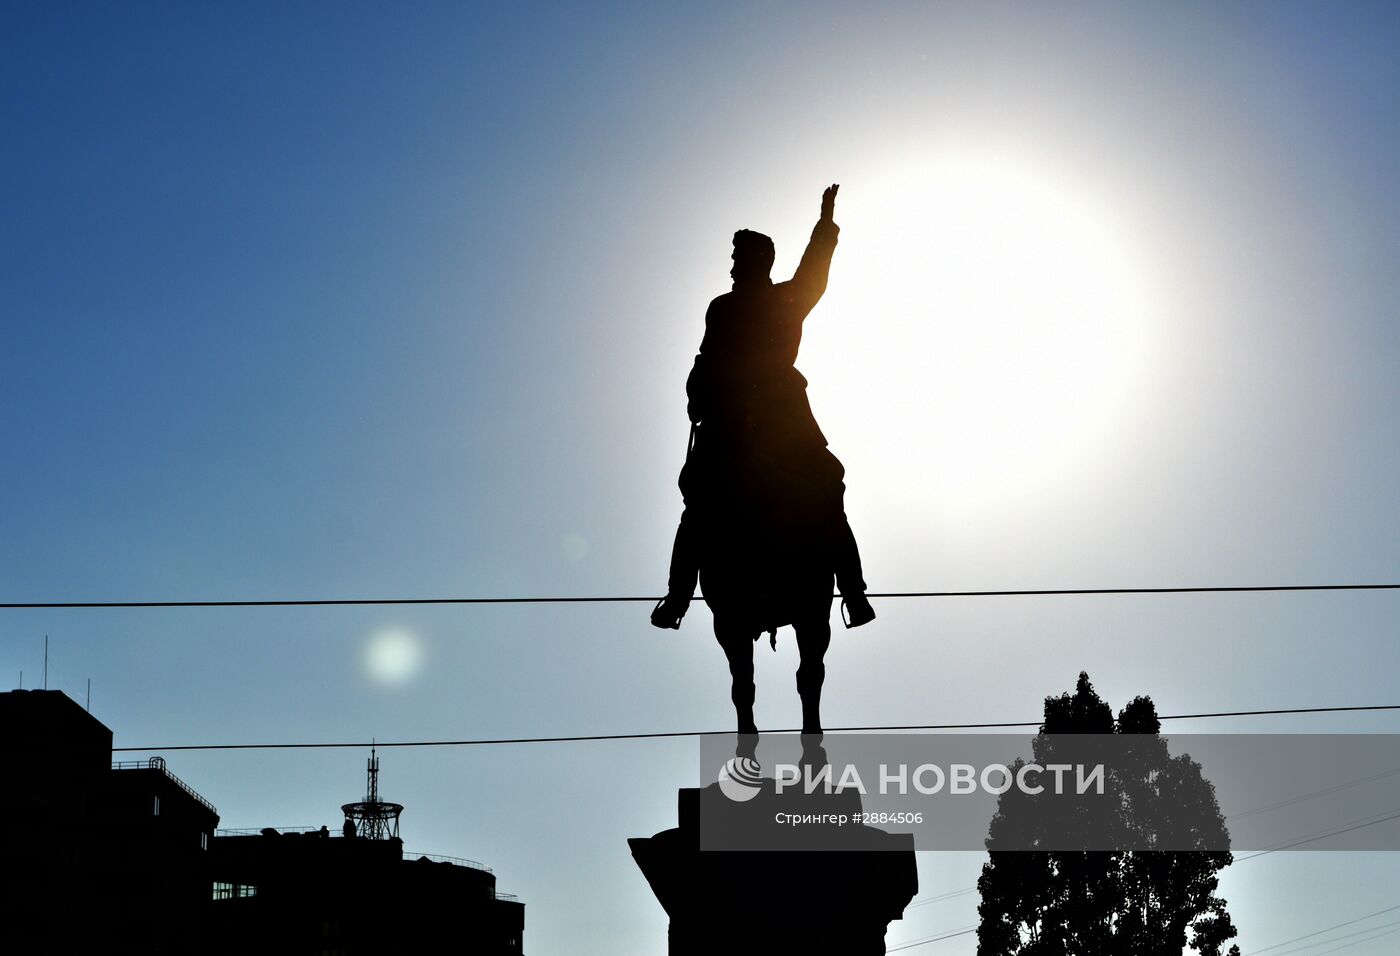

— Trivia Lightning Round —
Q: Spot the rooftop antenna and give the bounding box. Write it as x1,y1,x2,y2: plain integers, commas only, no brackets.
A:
87,678,91,712
341,740,403,841
44,635,48,690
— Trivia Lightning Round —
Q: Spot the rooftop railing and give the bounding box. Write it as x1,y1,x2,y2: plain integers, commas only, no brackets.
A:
404,851,493,873
211,830,497,877
111,756,218,816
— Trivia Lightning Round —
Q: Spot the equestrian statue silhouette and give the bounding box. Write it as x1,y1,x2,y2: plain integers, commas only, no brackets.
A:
652,184,874,735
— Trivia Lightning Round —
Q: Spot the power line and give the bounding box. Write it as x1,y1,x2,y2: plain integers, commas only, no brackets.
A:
1228,766,1400,821
885,926,977,952
1233,808,1400,861
1245,903,1400,955
1272,920,1400,956
886,911,1400,955
907,888,978,909
1311,924,1400,956
892,804,1400,915
6,582,1400,609
111,702,1400,753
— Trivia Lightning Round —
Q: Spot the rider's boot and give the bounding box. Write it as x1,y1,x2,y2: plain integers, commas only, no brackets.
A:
650,593,691,629
834,517,876,628
652,508,700,630
841,593,876,629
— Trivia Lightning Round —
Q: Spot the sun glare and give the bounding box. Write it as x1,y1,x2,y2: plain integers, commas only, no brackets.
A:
809,151,1153,519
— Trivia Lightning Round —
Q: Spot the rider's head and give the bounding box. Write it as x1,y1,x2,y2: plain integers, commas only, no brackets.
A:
731,230,775,287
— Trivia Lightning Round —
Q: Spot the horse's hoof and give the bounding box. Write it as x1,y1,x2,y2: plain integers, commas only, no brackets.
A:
842,595,876,628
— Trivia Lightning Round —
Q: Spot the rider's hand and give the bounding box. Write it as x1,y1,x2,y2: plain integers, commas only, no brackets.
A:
820,183,839,222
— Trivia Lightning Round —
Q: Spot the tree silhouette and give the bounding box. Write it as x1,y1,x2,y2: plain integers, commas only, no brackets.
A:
976,673,1240,956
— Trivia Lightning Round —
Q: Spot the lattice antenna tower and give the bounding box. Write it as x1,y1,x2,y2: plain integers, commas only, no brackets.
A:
341,743,403,840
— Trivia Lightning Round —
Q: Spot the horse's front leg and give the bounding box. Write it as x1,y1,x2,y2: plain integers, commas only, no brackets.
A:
794,613,832,735
713,615,758,735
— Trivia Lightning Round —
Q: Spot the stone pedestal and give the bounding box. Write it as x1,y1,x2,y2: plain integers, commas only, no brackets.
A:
630,783,918,955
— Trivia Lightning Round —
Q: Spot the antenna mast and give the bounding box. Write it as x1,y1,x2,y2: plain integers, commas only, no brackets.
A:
341,745,404,841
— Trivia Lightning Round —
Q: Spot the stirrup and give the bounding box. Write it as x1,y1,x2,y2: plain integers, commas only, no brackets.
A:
841,594,876,629
650,594,689,630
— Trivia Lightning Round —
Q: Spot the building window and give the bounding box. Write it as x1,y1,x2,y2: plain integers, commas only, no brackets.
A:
200,832,208,851
153,795,161,816
213,882,256,900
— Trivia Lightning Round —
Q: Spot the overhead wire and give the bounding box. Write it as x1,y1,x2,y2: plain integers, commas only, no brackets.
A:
1245,904,1400,955
1233,808,1400,861
884,925,977,951
109,702,1400,752
1310,923,1400,956
5,581,1400,609
1272,920,1400,956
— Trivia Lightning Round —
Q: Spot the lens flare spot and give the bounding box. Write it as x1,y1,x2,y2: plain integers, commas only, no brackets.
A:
364,627,423,687
561,532,590,563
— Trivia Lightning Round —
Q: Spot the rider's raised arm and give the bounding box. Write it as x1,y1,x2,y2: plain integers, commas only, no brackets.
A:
787,184,840,316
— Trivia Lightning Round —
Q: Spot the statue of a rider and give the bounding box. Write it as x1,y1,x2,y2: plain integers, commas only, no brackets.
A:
652,184,874,735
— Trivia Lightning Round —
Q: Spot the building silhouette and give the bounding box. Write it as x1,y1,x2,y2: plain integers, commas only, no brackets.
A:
206,751,524,954
0,689,525,954
2,689,220,954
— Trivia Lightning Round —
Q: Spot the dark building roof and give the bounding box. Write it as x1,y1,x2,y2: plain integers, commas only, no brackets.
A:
1,689,220,954
0,687,113,775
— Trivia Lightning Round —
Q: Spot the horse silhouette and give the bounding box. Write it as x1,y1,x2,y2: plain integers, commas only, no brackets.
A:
672,426,843,734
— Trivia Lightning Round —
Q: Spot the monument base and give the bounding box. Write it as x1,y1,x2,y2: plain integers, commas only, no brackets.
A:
630,783,918,955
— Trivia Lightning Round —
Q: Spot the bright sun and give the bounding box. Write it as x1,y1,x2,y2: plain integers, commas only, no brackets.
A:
806,151,1154,519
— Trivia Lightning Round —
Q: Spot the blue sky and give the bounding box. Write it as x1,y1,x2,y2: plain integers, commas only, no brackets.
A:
4,2,1400,952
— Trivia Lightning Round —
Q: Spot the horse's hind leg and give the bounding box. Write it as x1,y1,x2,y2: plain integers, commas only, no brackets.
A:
713,615,758,735
794,615,832,735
